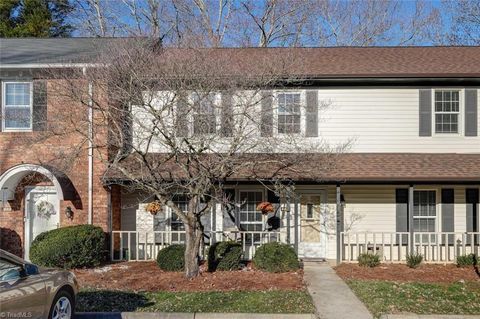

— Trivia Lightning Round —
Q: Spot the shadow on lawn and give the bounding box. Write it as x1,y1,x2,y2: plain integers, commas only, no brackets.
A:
77,290,153,312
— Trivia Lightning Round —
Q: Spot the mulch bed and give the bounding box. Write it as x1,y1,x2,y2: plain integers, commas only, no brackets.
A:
335,263,480,283
74,261,305,292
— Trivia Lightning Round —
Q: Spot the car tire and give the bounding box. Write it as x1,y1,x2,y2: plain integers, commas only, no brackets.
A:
48,289,74,319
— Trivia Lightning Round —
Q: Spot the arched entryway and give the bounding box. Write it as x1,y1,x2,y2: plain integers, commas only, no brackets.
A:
0,164,75,259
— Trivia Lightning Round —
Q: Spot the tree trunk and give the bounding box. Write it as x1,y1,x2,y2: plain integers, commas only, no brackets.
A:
184,217,203,278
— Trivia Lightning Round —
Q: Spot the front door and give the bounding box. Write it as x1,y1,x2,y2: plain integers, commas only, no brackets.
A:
298,191,327,259
24,187,59,260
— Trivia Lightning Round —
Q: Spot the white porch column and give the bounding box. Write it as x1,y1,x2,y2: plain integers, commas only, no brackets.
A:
336,184,343,264
409,185,414,254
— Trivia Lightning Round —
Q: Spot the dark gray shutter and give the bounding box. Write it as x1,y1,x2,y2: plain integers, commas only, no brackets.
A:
0,80,2,132
305,90,318,137
465,189,478,245
441,189,455,244
260,91,273,137
465,89,478,136
175,93,189,137
220,92,233,137
396,189,409,244
466,189,479,233
419,89,432,136
32,80,47,131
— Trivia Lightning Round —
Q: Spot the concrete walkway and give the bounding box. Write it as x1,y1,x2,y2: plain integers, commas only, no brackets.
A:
75,313,316,319
303,261,372,319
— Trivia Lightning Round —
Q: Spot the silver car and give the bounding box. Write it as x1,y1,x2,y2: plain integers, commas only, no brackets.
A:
0,249,78,319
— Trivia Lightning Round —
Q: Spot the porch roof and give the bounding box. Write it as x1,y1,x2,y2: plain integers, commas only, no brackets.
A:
102,153,480,184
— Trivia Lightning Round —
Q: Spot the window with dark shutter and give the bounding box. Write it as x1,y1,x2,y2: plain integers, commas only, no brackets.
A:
2,81,33,131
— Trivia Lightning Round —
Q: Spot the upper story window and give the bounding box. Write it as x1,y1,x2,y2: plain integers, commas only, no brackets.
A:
434,90,460,134
277,93,301,134
2,82,33,131
192,93,216,135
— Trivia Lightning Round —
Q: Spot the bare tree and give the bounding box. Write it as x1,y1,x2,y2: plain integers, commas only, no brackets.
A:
436,0,480,45
49,39,348,277
308,0,438,46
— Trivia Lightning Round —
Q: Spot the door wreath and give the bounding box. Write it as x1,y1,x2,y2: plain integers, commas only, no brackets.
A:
35,200,56,219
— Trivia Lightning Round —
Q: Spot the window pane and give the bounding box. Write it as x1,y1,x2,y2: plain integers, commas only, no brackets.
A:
4,107,31,129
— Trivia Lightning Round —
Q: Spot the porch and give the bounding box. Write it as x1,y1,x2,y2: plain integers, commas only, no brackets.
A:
341,231,480,263
110,230,286,261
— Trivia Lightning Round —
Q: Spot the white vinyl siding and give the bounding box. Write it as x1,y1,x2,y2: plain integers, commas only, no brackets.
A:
317,88,479,153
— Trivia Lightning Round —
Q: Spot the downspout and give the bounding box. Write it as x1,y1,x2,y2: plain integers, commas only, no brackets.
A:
83,67,94,225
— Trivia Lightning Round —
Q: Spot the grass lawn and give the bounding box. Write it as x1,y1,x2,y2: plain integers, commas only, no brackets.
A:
76,289,316,313
347,280,480,318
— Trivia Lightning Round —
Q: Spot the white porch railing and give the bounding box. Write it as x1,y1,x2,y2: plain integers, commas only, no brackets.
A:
341,232,480,263
111,230,285,261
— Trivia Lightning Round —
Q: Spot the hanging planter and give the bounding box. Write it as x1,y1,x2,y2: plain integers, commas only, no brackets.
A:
145,201,162,215
256,201,274,215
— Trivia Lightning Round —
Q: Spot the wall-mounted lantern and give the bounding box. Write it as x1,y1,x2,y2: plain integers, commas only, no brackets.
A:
65,206,74,220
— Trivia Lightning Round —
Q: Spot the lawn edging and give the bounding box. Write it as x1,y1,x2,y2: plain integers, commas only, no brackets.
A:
75,312,317,319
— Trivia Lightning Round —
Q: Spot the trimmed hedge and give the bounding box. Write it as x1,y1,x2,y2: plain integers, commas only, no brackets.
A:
253,242,299,273
456,254,478,267
156,244,185,271
30,224,105,269
208,241,243,271
358,253,381,267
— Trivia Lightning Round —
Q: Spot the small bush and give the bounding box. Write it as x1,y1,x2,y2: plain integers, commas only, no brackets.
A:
358,253,381,267
253,242,299,273
406,252,423,268
156,244,185,271
456,254,478,267
30,225,105,269
208,241,243,271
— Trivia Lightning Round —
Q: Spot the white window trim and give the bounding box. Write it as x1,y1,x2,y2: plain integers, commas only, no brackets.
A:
273,90,305,136
412,188,440,231
431,88,464,137
236,188,266,232
190,92,220,136
2,81,33,132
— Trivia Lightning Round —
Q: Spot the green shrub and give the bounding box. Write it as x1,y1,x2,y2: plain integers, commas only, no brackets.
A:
208,241,243,271
358,253,381,267
30,224,105,269
456,254,478,267
156,244,185,271
406,252,423,268
253,242,299,273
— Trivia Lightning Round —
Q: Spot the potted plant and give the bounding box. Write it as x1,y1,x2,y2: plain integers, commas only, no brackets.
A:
256,201,274,214
145,201,162,215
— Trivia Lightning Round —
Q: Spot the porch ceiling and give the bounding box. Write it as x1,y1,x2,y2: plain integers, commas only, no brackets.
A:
102,153,480,184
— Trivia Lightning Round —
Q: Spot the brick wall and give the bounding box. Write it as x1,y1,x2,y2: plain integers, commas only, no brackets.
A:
0,79,110,257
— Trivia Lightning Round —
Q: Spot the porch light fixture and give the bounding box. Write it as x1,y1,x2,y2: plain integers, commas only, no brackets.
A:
65,206,73,220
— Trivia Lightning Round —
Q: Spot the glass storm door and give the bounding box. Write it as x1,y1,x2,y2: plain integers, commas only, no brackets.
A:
298,191,327,259
24,186,59,260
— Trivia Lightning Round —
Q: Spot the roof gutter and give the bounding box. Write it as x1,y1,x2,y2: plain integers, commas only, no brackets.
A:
0,63,104,69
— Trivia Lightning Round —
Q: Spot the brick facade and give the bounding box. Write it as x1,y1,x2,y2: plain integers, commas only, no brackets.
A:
0,79,111,257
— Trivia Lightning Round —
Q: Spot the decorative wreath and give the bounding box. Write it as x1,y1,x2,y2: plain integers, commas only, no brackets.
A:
36,200,56,219
145,201,162,215
256,201,274,215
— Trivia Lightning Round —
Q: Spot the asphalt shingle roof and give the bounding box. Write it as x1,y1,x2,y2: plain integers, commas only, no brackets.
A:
1,38,480,78
103,153,480,183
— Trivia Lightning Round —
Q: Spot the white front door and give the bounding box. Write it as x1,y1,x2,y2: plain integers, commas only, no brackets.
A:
298,190,328,259
24,186,60,260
